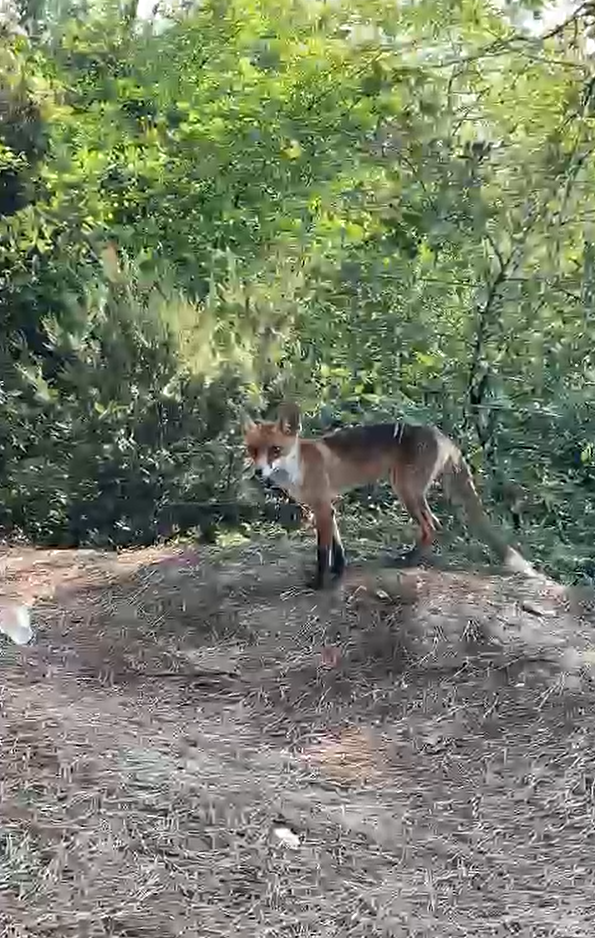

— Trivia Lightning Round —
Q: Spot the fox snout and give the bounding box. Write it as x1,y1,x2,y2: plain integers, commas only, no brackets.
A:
245,459,264,480
247,462,273,489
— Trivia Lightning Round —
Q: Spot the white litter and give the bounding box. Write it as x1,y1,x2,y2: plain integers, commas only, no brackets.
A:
0,602,33,645
272,826,300,849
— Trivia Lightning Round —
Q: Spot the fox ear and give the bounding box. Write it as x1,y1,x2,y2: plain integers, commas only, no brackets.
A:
276,402,302,436
241,413,257,433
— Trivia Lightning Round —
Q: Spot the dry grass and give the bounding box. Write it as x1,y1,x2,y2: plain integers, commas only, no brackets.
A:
1,538,595,937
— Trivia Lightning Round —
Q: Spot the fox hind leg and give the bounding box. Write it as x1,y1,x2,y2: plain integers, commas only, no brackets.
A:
389,469,439,566
419,496,441,543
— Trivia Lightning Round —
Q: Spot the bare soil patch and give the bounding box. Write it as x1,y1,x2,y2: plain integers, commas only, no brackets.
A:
1,539,595,937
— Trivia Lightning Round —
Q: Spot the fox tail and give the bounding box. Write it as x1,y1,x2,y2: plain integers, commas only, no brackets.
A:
442,448,539,578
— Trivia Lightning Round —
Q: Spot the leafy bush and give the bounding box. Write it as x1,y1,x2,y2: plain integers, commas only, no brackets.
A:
0,0,593,584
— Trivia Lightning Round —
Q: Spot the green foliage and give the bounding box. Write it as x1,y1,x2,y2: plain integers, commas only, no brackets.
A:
0,0,594,582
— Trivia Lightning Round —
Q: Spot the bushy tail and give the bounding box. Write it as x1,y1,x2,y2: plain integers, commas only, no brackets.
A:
442,448,539,579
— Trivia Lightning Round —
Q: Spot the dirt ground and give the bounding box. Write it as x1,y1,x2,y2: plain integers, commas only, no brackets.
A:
1,538,595,937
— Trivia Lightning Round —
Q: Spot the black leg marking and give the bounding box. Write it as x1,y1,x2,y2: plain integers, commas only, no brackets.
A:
330,509,346,579
331,535,345,578
313,545,331,589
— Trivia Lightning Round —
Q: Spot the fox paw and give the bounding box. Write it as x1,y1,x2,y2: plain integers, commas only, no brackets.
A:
309,570,344,590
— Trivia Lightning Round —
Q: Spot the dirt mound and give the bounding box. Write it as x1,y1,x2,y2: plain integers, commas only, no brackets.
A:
1,541,595,937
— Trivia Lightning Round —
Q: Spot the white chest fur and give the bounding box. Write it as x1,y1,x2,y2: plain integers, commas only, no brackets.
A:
261,440,302,498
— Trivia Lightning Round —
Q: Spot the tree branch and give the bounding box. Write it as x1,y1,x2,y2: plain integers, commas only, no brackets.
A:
484,228,508,275
429,1,591,72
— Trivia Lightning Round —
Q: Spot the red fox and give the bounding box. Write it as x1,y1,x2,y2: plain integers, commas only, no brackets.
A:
243,402,539,588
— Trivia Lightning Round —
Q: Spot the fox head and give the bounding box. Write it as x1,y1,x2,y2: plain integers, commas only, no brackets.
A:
243,402,302,481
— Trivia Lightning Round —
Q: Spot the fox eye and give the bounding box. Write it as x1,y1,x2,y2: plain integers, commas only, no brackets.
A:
269,446,281,459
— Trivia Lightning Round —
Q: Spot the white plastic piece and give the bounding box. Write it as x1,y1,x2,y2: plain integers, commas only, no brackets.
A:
272,826,300,849
0,602,33,645
503,547,540,579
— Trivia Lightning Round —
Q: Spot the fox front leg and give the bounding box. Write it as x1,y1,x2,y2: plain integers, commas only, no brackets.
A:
330,510,345,579
312,506,345,589
311,504,332,589
313,529,331,590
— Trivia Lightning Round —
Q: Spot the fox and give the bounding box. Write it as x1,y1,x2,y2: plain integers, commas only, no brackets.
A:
243,402,540,589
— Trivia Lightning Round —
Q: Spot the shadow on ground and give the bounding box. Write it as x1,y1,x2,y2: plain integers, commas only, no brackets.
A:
1,540,595,937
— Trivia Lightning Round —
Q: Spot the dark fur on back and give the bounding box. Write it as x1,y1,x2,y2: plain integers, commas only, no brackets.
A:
322,422,421,461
